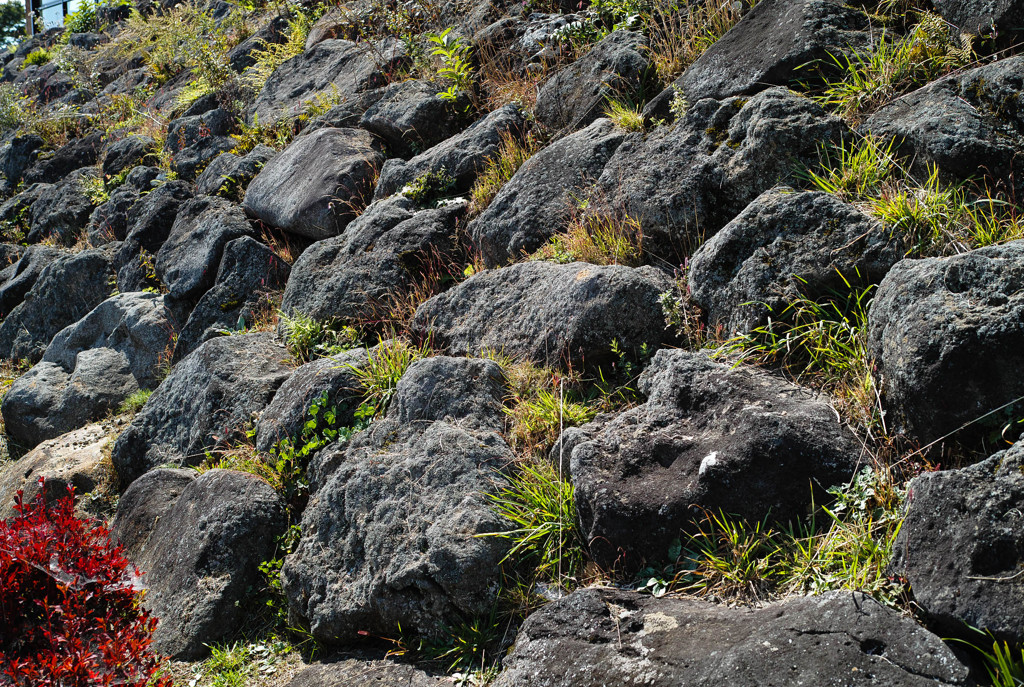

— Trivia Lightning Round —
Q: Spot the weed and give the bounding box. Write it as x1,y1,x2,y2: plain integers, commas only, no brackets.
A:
804,135,899,202
23,48,50,67
531,211,644,267
468,131,541,218
426,610,503,674
427,27,475,106
0,83,28,134
401,167,455,206
605,98,645,132
63,0,97,33
965,633,1024,687
659,268,719,350
117,388,153,416
279,310,359,364
348,336,429,416
242,5,324,107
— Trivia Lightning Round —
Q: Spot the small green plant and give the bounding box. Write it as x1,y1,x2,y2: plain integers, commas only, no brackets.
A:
427,27,475,104
426,610,503,674
63,0,97,33
231,113,294,154
401,167,455,206
242,5,324,104
117,388,153,415
531,211,644,267
962,633,1024,687
605,98,645,132
805,135,899,202
23,48,50,66
468,131,541,217
0,83,29,134
279,310,358,364
348,337,429,416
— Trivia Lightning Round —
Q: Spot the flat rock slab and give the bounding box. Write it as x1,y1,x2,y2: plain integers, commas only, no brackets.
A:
493,589,970,686
891,439,1024,643
561,349,859,568
286,658,445,686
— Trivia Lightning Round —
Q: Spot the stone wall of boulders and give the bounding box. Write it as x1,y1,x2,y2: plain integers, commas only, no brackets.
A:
0,0,1023,684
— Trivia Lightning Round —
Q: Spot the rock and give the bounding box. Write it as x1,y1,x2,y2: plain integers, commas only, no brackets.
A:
194,144,276,198
864,56,1024,197
286,660,445,687
0,183,46,236
473,14,578,76
102,134,157,176
281,357,514,643
359,79,469,158
535,31,649,134
469,118,625,266
22,130,103,185
251,38,408,124
493,589,970,687
174,236,291,359
0,424,113,518
0,247,116,363
932,0,1024,35
677,0,867,103
0,244,62,318
87,185,140,244
116,180,195,292
243,128,385,240
595,87,847,263
110,333,292,486
279,196,461,324
868,240,1024,448
892,440,1024,643
561,349,858,568
111,468,286,659
228,15,289,72
27,167,98,244
108,467,195,560
412,261,672,369
0,134,43,189
373,104,527,200
688,188,902,334
255,347,369,453
302,87,389,132
154,196,256,307
165,108,236,181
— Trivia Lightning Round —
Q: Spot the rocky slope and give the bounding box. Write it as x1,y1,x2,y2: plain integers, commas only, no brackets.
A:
0,0,1023,684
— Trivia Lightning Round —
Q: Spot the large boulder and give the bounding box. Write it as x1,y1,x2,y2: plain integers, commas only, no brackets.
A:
560,349,858,568
110,333,293,486
689,188,902,335
111,468,286,659
932,0,1024,35
286,661,445,687
0,247,116,363
0,423,113,518
595,87,847,263
412,261,672,369
194,144,276,198
279,196,462,324
116,180,195,292
250,38,407,124
281,357,514,643
0,245,62,318
0,134,43,191
173,236,290,359
165,107,236,181
493,589,970,687
864,56,1024,197
469,118,625,266
534,31,649,134
243,127,385,240
373,104,527,200
892,440,1024,643
102,134,158,176
359,79,469,158
868,241,1024,448
22,130,103,185
27,167,98,244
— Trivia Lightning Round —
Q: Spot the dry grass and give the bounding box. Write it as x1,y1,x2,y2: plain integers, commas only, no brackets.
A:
531,211,644,267
646,0,755,83
468,131,543,217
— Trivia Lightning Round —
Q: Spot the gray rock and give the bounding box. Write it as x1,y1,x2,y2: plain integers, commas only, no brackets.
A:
0,423,113,518
677,0,867,103
286,660,445,687
0,246,116,363
373,104,527,201
110,333,293,486
165,108,236,181
22,130,103,185
255,347,369,453
535,31,649,134
689,188,902,334
0,244,62,318
228,15,289,72
87,185,140,245
596,87,847,263
932,0,1024,35
194,144,276,198
28,167,98,244
412,261,673,369
494,589,970,687
251,38,408,124
109,467,196,561
154,196,256,307
864,56,1024,198
102,134,158,176
243,127,385,239
116,180,195,292
0,134,43,189
359,79,469,158
561,349,858,569
112,468,286,659
892,440,1024,643
470,118,625,266
279,196,461,324
281,357,513,643
173,236,290,359
868,240,1024,448
473,14,579,76
300,87,389,132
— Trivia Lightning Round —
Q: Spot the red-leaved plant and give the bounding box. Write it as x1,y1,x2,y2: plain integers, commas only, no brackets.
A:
0,478,171,686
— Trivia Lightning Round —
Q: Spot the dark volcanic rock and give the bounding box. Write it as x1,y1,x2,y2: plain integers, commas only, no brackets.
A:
87,186,141,244
373,104,527,200
689,188,902,334
412,261,672,369
493,589,970,687
244,127,385,239
0,134,43,190
28,167,98,244
228,15,289,72
892,440,1024,643
596,87,847,263
469,118,625,266
0,244,62,318
677,0,867,103
932,0,1024,35
109,468,195,559
102,135,158,176
281,357,514,643
535,30,649,134
561,349,858,568
116,180,195,292
195,144,276,198
286,661,444,687
359,79,468,158
864,56,1024,197
110,333,292,486
22,130,103,185
868,240,1024,448
112,468,286,659
165,108,236,181
0,247,116,363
